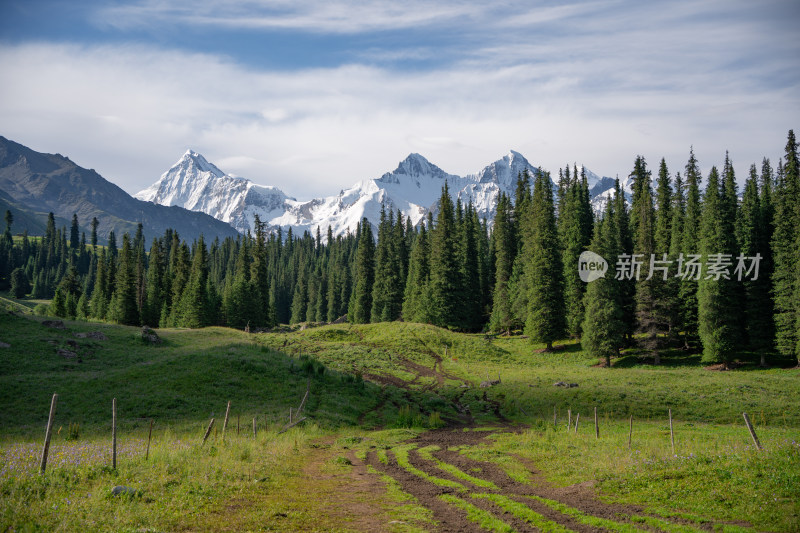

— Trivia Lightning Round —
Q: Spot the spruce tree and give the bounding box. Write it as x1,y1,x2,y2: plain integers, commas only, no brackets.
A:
428,183,462,329
458,202,483,331
558,171,591,338
403,222,430,323
108,234,139,325
69,214,79,250
739,165,773,361
523,170,565,349
90,248,109,319
90,217,99,249
697,166,740,365
630,156,663,363
613,178,636,341
582,198,624,366
489,193,516,334
666,171,685,339
350,219,375,324
173,236,210,328
371,208,402,322
142,238,164,327
680,148,703,345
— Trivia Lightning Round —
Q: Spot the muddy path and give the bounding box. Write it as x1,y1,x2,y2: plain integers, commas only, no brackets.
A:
361,427,738,532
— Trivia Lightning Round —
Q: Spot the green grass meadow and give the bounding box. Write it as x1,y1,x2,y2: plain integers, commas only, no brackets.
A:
1,309,799,531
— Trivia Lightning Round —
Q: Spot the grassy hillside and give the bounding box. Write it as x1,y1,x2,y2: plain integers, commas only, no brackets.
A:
256,321,800,427
0,312,426,437
1,311,799,531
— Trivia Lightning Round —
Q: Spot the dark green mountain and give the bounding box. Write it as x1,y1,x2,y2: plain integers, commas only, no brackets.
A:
0,136,238,243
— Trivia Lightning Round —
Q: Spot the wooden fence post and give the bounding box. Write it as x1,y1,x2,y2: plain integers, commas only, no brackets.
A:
222,401,231,442
39,393,58,474
146,419,153,460
567,409,571,431
553,405,557,427
253,417,257,438
628,415,632,449
743,413,763,451
594,407,599,439
202,418,215,446
669,408,675,454
574,413,580,433
112,398,117,469
237,414,240,436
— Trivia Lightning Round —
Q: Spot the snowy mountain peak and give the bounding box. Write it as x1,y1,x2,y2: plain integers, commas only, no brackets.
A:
138,148,622,240
173,149,226,178
389,153,448,179
467,150,540,188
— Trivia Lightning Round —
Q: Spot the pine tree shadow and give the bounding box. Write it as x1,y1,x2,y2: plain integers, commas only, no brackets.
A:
612,346,797,370
612,347,702,368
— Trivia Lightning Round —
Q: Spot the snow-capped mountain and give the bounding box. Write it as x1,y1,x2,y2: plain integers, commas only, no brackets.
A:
136,150,626,238
135,151,293,233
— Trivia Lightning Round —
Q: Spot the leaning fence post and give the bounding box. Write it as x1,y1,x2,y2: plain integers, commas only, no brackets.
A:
39,393,58,474
222,400,231,442
669,408,675,454
202,418,215,446
253,417,257,438
742,413,763,451
567,409,571,431
146,419,153,460
594,407,599,439
574,413,580,433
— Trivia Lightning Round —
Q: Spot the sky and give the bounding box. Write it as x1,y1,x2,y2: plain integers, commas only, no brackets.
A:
0,0,798,200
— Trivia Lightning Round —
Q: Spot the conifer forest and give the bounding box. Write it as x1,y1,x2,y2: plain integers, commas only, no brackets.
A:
2,130,798,368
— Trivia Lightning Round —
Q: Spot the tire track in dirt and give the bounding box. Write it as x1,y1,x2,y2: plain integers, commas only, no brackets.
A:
361,427,722,532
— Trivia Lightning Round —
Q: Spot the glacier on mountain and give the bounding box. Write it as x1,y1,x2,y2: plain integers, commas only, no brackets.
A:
135,149,628,238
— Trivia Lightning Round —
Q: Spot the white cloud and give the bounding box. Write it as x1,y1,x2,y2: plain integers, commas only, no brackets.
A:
94,0,485,34
1,1,798,201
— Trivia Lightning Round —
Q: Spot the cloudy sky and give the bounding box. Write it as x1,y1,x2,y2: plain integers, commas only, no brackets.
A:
1,0,798,200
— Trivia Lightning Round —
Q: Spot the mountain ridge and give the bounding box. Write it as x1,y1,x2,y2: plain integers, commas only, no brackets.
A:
137,149,629,238
0,136,239,243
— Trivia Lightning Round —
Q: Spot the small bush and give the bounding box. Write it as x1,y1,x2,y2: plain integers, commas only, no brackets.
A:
427,412,445,429
33,303,50,316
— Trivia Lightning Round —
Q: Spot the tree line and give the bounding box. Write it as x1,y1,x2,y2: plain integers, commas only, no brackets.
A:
1,130,798,368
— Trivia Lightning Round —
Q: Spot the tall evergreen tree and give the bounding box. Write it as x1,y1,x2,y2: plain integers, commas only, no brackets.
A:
458,202,483,331
428,183,462,329
371,208,403,322
69,214,79,250
173,236,210,328
613,178,636,341
403,222,431,323
697,166,740,365
582,196,624,366
523,170,565,349
739,164,773,362
108,234,139,325
679,148,703,345
350,219,375,324
558,169,592,338
489,193,516,334
666,171,685,338
90,217,99,249
142,238,164,327
630,156,664,362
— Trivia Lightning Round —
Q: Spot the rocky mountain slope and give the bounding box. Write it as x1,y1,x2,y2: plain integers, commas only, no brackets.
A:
0,136,239,243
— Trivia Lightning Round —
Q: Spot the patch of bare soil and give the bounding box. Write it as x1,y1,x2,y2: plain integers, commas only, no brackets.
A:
362,427,737,532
